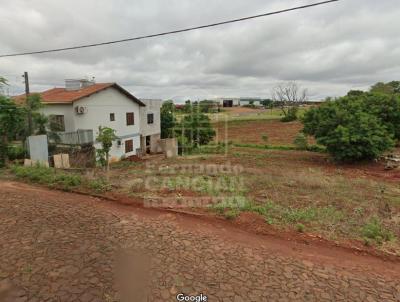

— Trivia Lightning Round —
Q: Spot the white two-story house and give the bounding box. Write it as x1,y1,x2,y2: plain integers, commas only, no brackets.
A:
16,79,161,161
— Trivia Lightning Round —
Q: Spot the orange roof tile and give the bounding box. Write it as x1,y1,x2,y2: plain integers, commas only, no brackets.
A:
13,83,145,106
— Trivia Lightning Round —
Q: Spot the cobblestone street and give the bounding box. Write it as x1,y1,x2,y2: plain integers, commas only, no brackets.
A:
0,181,399,302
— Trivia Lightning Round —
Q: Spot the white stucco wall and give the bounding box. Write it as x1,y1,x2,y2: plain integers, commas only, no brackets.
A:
239,100,262,106
139,99,161,136
40,104,75,132
72,87,142,160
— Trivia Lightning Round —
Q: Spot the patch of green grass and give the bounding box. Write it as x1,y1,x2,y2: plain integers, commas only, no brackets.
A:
54,173,82,189
361,217,395,245
283,207,319,223
233,143,295,151
11,165,81,191
87,178,112,193
296,223,306,233
110,160,141,169
224,209,240,220
232,143,325,153
211,196,346,232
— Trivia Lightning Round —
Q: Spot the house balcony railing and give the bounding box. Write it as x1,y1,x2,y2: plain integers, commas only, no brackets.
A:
53,129,94,145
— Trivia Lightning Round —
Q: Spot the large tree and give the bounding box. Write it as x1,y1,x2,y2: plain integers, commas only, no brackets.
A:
271,81,308,116
176,108,215,148
302,94,398,162
370,81,400,95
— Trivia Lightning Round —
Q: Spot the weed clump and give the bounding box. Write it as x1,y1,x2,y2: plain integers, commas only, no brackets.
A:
361,217,394,245
87,178,112,193
12,165,81,191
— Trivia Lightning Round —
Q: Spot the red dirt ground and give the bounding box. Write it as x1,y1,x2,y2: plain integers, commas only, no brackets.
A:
226,147,400,183
214,120,313,146
2,180,400,275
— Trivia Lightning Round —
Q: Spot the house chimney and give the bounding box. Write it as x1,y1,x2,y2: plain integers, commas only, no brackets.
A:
65,78,95,90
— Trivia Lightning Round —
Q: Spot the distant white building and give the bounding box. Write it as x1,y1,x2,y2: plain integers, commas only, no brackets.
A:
214,97,263,107
237,97,263,106
15,79,161,161
214,98,241,107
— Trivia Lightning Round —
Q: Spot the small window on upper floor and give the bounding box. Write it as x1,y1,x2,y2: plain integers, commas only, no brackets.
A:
147,113,154,124
49,115,65,132
126,112,134,125
110,113,115,121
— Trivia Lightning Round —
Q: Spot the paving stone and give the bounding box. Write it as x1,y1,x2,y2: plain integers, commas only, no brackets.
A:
0,183,398,302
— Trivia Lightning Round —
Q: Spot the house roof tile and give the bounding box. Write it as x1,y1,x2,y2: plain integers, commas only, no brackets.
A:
13,83,145,106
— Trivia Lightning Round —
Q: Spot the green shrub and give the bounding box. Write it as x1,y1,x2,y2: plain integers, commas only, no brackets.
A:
306,145,326,153
7,145,26,161
281,107,298,122
87,178,112,193
361,217,394,244
54,173,81,189
302,96,396,162
11,165,81,190
283,207,318,223
296,223,305,233
224,209,240,220
12,165,54,184
293,133,308,150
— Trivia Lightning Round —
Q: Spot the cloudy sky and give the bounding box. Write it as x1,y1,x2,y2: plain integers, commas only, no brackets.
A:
1,0,399,101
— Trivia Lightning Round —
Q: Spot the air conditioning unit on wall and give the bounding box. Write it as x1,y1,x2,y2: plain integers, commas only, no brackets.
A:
74,106,87,114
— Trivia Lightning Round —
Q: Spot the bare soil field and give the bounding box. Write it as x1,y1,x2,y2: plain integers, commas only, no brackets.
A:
214,119,312,145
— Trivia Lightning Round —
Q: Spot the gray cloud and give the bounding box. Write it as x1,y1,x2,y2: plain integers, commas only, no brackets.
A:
1,0,400,100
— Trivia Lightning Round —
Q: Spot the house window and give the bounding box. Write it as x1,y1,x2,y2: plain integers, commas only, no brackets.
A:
126,112,134,125
125,139,133,153
147,113,154,124
49,115,65,132
110,113,115,121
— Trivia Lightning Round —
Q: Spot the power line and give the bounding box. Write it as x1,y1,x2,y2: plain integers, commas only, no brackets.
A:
0,0,339,58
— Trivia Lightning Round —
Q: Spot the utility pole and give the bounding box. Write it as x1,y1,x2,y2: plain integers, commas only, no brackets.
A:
23,71,32,136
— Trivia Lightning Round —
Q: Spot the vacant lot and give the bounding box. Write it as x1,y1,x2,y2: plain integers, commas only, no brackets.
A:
95,142,400,256
6,112,400,255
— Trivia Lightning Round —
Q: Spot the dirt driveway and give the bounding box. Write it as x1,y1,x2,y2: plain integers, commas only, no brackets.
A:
0,181,399,302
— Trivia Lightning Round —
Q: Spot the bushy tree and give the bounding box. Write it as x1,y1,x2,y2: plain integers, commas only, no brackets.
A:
199,100,217,113
183,100,192,113
293,133,308,150
160,100,176,139
362,93,400,140
302,96,396,162
280,107,298,122
261,99,273,108
176,109,215,148
347,90,364,97
33,113,48,135
0,96,26,166
370,81,400,94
